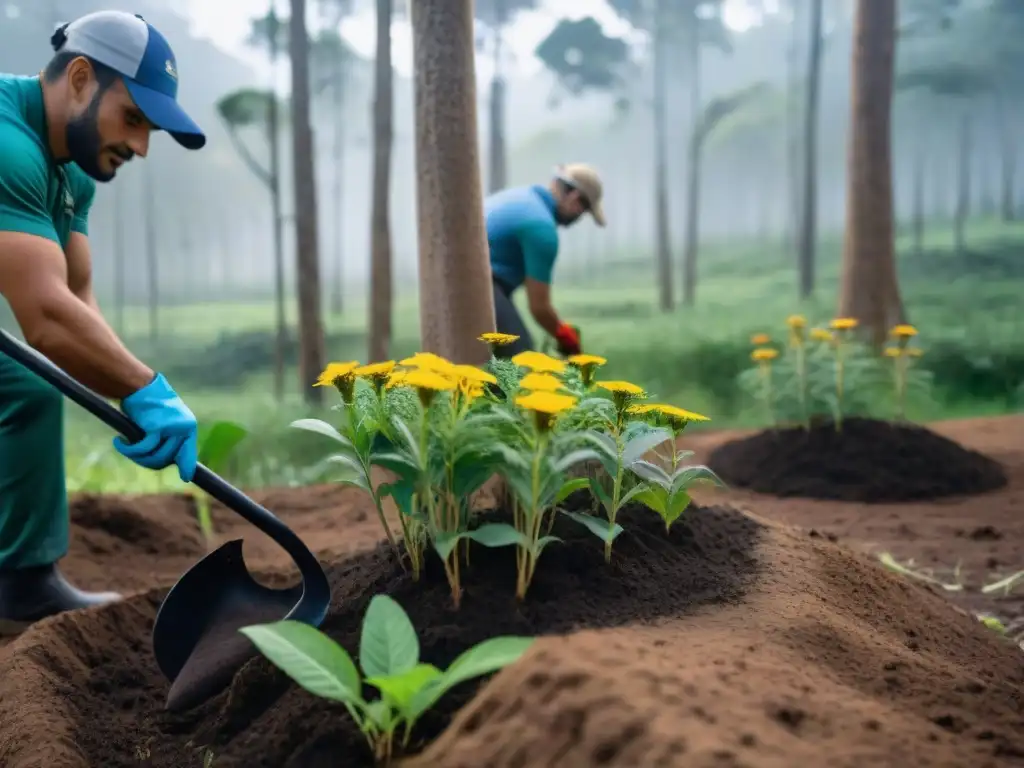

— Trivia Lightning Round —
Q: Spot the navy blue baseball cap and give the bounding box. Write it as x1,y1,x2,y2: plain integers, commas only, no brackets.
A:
58,11,205,150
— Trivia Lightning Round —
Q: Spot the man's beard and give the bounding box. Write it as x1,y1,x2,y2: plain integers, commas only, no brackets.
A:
65,91,125,182
554,209,581,226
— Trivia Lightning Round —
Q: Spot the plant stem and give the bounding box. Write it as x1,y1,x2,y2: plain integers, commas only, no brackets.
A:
795,343,808,429
605,435,624,564
835,345,845,432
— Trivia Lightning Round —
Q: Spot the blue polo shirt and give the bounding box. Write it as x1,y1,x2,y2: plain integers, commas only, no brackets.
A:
486,184,559,291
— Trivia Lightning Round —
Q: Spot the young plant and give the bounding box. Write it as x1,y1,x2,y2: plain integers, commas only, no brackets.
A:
370,360,514,606
189,420,248,548
626,404,724,531
573,380,675,563
240,595,533,766
827,317,859,431
292,362,402,562
884,324,928,421
786,315,810,429
750,347,779,426
492,387,599,598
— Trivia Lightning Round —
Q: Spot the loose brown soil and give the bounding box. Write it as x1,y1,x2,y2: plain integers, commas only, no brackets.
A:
0,414,1022,768
706,416,1008,502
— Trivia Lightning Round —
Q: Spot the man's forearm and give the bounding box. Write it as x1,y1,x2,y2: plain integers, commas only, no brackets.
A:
30,293,154,399
529,303,563,338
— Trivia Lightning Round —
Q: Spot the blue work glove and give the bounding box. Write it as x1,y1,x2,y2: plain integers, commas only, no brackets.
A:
113,374,199,483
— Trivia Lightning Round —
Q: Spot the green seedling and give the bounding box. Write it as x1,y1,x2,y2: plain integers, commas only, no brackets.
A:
981,569,1024,596
579,422,675,562
191,421,248,547
241,595,533,766
877,552,964,592
629,451,724,532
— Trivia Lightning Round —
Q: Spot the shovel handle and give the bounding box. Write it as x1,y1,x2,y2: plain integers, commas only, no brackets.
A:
0,329,317,568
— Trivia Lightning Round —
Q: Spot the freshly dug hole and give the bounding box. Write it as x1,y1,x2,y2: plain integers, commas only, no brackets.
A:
707,417,1008,502
11,502,761,768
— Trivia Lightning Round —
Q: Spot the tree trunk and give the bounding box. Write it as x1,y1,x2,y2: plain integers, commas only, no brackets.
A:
652,10,672,312
995,93,1016,222
681,19,701,307
143,164,158,342
785,0,803,255
837,0,905,348
368,0,394,363
954,113,970,259
912,141,924,258
682,131,702,306
331,60,347,316
268,5,286,402
487,0,507,193
411,0,495,364
797,0,823,299
288,0,326,402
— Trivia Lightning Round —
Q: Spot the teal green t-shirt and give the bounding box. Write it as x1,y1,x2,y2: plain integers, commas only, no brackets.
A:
0,74,96,248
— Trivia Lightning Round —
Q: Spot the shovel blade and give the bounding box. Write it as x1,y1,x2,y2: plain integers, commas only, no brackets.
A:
152,539,302,712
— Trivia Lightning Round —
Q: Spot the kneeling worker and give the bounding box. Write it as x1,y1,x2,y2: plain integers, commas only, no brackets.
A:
485,164,606,358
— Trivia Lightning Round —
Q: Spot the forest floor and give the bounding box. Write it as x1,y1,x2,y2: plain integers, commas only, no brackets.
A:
0,414,1022,767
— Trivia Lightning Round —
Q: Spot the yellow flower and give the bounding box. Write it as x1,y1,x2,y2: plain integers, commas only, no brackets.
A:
907,348,923,357
596,380,645,396
511,350,567,374
750,333,772,346
400,352,455,374
568,353,607,367
385,370,408,389
786,315,806,328
751,348,778,362
883,347,901,358
810,328,833,343
314,361,360,403
460,381,486,405
355,361,396,393
519,372,564,392
403,368,455,407
314,361,359,387
830,317,859,331
515,391,577,432
626,404,656,415
653,404,709,423
891,324,918,338
451,364,498,386
478,332,520,346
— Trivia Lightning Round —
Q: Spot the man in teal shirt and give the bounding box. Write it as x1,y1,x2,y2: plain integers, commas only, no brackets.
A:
487,163,606,358
0,11,206,634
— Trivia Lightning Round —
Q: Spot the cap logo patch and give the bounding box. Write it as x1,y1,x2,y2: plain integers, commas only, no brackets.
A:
165,60,177,80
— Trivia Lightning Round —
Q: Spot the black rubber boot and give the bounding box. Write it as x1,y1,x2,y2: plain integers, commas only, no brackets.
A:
0,563,122,636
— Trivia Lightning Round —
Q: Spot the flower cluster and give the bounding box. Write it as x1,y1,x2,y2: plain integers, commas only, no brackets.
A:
293,333,722,604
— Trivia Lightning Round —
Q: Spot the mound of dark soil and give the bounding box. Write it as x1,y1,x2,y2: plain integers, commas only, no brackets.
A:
2,503,762,768
707,417,1008,503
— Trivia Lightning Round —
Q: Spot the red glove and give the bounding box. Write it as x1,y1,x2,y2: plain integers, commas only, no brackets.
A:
554,322,581,356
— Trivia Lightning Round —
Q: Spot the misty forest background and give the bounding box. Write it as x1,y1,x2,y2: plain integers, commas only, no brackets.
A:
1,0,1022,491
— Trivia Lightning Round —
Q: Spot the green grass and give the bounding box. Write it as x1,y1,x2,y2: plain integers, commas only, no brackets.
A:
58,217,1024,494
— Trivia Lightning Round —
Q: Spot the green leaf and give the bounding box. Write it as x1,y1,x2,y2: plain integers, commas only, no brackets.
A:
633,486,667,516
468,523,529,549
197,421,248,471
391,418,421,463
366,663,442,714
363,699,393,732
326,453,369,487
409,637,534,720
240,620,362,705
371,450,420,478
665,490,692,527
379,479,415,516
360,595,419,678
552,448,601,473
554,476,590,505
535,535,562,555
629,459,672,489
582,429,617,458
561,509,624,543
588,475,612,513
618,481,654,509
291,418,354,448
432,531,465,561
622,428,673,465
671,464,725,493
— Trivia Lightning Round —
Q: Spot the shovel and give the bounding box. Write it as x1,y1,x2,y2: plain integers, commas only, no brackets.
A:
0,330,331,712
